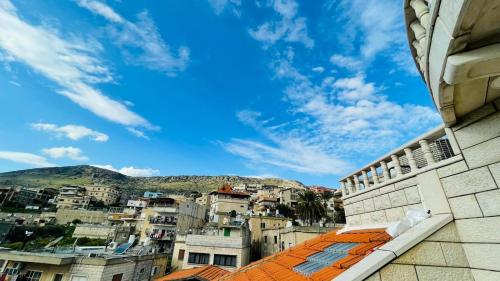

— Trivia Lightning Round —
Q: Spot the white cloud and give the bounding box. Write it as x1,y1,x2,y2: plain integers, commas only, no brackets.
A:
0,0,152,129
249,0,313,48
0,150,56,167
329,54,362,72
325,0,417,75
223,52,441,175
31,122,109,142
311,66,325,73
76,0,190,75
92,164,160,177
76,0,124,23
127,127,150,140
208,0,242,16
42,146,88,161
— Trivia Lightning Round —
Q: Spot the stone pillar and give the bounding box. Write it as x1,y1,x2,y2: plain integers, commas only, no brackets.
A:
370,166,379,185
404,148,418,171
346,178,355,193
340,181,347,197
391,155,403,177
353,176,360,192
410,0,430,27
419,139,436,165
362,170,370,189
380,161,390,182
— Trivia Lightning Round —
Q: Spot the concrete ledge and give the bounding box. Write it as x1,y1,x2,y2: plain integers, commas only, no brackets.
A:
333,214,453,281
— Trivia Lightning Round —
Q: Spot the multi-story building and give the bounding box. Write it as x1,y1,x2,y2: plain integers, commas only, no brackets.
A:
174,223,251,273
0,250,168,281
278,187,300,208
56,186,92,210
247,215,290,260
138,198,205,254
255,197,278,215
85,185,120,205
209,184,250,223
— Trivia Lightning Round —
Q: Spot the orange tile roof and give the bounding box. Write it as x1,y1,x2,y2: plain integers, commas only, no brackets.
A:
217,228,391,281
156,265,229,281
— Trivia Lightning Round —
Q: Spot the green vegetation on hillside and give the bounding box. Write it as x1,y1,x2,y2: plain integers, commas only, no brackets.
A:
0,165,305,194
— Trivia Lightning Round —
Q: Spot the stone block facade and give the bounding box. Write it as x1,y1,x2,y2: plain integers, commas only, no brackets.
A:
356,100,500,280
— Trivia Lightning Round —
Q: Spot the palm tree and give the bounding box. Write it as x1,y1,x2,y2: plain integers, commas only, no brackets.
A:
296,190,326,226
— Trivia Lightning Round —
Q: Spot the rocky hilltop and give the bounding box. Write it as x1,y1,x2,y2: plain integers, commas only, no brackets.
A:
0,165,305,194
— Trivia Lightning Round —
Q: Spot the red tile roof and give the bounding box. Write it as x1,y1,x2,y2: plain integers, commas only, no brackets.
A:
210,183,250,197
156,265,229,281
217,228,391,281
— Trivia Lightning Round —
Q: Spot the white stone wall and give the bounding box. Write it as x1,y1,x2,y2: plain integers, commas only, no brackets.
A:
343,177,423,225
360,100,500,280
181,244,250,272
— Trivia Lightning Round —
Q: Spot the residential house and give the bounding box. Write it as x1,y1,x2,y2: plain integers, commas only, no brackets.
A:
56,186,91,210
208,184,250,224
0,250,168,281
85,185,120,206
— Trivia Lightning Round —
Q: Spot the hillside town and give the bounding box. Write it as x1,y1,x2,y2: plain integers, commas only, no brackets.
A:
0,181,344,280
1,0,500,280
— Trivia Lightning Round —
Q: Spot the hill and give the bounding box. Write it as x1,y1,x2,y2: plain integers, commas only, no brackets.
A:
0,165,306,194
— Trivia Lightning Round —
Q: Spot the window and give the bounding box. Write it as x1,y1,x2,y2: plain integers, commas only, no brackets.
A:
224,228,231,237
260,222,265,228
264,236,268,243
112,273,123,281
274,236,278,244
213,254,237,267
188,252,209,264
26,271,43,281
151,266,159,277
53,274,64,281
178,249,185,260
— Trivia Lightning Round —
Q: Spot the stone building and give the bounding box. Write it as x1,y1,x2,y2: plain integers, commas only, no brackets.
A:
208,184,250,223
0,250,168,281
56,186,91,210
85,185,120,205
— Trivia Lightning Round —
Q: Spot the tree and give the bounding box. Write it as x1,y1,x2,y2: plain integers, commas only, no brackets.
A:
276,204,295,219
296,190,326,226
320,191,333,207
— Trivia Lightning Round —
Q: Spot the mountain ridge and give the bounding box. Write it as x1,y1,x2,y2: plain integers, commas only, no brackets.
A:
0,165,308,194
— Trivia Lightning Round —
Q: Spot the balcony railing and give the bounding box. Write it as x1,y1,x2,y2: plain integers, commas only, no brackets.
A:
339,126,458,197
149,216,177,225
405,0,433,77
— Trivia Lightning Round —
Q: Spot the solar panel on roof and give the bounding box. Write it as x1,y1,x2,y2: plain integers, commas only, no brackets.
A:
293,243,358,277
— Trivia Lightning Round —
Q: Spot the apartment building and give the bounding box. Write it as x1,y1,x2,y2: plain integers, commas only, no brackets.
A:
176,223,251,273
0,250,168,281
56,186,91,210
138,199,205,254
85,185,120,205
209,184,250,223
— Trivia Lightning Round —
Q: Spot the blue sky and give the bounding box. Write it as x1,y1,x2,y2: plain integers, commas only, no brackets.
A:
0,0,442,186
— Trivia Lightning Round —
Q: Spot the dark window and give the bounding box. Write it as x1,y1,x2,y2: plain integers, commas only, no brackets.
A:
274,236,278,244
25,271,42,281
264,236,268,243
188,253,209,264
112,274,123,281
260,222,265,228
178,249,185,260
53,274,63,281
224,228,231,237
213,254,237,267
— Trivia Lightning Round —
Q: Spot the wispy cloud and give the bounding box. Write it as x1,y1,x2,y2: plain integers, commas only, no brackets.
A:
31,122,109,142
249,0,313,48
0,150,56,167
93,164,159,177
223,50,441,175
42,146,88,161
127,127,150,140
208,0,242,16
0,0,152,129
327,0,416,75
76,0,190,75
